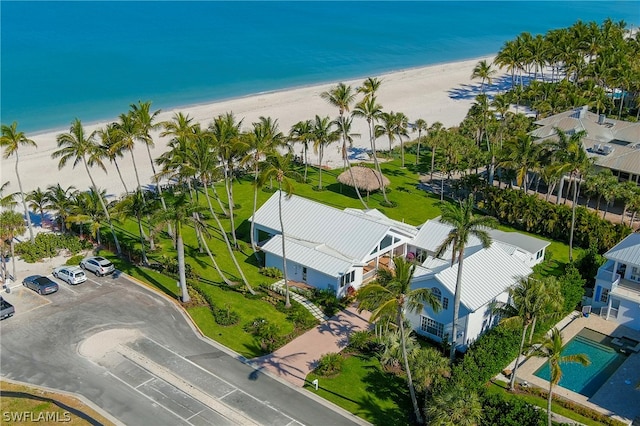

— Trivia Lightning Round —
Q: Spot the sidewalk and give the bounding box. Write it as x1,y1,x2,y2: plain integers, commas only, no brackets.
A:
250,305,372,387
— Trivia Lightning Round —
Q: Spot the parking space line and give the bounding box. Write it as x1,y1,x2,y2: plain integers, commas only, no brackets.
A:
56,282,78,295
135,377,155,389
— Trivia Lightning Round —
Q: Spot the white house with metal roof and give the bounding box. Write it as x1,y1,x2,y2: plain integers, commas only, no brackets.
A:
251,192,418,297
404,219,547,351
592,232,640,330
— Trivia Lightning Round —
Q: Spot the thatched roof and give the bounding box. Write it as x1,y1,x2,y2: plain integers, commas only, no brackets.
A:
337,166,390,192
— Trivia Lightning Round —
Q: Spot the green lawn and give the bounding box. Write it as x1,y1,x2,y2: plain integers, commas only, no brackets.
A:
304,353,413,426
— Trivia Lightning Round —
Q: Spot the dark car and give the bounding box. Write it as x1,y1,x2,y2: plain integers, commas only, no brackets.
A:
0,296,14,319
22,275,59,295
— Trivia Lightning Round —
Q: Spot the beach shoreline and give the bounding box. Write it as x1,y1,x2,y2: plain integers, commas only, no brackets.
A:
2,55,503,197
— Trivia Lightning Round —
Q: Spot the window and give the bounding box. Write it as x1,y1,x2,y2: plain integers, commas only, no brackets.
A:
302,267,307,281
536,250,543,259
380,235,393,250
350,270,355,282
631,267,640,282
340,275,346,288
442,297,449,310
600,288,609,303
431,287,442,303
420,316,444,338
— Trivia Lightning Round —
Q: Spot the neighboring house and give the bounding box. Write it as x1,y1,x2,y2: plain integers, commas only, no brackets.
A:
251,192,418,298
592,232,640,330
404,219,548,351
531,106,640,188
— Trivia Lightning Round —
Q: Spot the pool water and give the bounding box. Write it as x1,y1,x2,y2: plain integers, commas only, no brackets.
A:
534,329,628,397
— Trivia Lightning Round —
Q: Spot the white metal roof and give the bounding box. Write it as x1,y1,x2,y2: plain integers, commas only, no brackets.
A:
252,192,390,260
343,208,419,237
261,235,355,277
435,245,533,312
604,233,640,266
488,229,550,255
411,219,482,258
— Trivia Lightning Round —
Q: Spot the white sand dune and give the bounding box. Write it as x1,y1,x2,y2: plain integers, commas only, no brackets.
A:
1,55,504,199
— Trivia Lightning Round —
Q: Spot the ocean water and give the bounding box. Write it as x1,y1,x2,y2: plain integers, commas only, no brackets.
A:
1,1,638,134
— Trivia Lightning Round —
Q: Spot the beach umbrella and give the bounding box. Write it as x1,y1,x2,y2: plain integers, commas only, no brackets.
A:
337,166,390,194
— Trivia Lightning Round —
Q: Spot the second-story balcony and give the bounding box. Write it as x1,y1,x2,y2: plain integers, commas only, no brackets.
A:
612,278,640,302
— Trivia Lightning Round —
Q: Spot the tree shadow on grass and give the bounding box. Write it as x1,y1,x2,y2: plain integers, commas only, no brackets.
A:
360,363,412,426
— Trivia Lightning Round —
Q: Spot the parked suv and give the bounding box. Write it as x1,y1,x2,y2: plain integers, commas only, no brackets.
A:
80,256,115,276
23,275,59,295
53,265,87,285
1,296,14,319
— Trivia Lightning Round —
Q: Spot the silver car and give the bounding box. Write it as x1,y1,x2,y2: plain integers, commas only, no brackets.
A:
53,265,87,285
80,256,115,277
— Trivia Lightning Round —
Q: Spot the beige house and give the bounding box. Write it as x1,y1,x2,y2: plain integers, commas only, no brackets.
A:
531,106,640,185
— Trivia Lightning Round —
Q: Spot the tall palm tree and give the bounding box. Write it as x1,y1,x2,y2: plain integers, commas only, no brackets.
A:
1,122,37,243
113,190,155,265
357,77,382,99
412,118,427,166
0,210,25,284
311,115,339,190
113,112,145,193
98,123,129,194
67,188,108,243
394,112,409,167
45,184,77,233
321,83,367,208
499,133,540,193
52,119,121,255
534,328,590,426
427,122,445,181
471,59,497,94
288,120,313,182
242,116,285,255
152,191,200,303
353,96,390,204
435,196,498,362
493,276,562,391
26,188,48,228
259,152,301,308
357,256,441,425
426,384,483,426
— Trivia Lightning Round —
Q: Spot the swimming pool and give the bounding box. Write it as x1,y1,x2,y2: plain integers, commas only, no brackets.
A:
534,329,628,397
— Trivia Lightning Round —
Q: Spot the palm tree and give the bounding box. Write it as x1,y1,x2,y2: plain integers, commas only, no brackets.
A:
113,190,155,265
0,181,18,210
288,120,313,182
426,384,482,426
357,77,382,99
52,119,121,255
1,122,37,243
353,96,390,204
241,116,285,255
499,133,540,193
259,152,301,308
0,210,25,284
26,188,48,228
152,191,199,303
394,112,409,167
311,115,339,190
436,196,498,362
357,256,441,425
427,122,445,181
534,328,590,426
45,184,77,233
412,118,427,166
97,123,129,194
471,59,497,94
113,112,145,193
493,276,562,391
321,82,367,207
67,188,107,244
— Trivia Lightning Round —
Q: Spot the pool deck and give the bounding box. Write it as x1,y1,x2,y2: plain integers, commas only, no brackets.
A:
515,313,640,425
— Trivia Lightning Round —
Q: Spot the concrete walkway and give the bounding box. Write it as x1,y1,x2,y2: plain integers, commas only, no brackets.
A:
250,305,372,387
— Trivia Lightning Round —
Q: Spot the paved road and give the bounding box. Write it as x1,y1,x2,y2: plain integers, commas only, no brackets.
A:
0,270,367,426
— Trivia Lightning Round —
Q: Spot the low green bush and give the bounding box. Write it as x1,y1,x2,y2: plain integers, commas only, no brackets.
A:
15,233,92,262
244,317,283,353
347,330,375,353
259,266,283,278
65,254,84,266
315,353,344,377
480,392,545,426
212,304,240,326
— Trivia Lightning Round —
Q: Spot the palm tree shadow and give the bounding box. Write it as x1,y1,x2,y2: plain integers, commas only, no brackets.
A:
250,351,309,383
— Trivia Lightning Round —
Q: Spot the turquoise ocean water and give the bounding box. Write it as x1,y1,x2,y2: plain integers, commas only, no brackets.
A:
1,1,638,133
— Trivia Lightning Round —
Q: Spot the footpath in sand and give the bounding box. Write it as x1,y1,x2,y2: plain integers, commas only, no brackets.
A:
251,306,372,387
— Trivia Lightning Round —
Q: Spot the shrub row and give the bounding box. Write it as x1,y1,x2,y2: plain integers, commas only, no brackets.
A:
15,233,93,263
191,286,240,326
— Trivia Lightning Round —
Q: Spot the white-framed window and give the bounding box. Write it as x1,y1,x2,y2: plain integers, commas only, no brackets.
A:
600,288,610,303
431,287,441,302
631,266,640,282
420,315,444,338
536,250,543,259
442,297,449,310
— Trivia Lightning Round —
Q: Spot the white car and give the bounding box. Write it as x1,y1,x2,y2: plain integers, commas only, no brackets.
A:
53,265,87,285
80,256,115,277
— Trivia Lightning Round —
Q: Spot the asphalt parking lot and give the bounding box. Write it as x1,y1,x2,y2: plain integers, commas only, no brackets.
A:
0,268,366,426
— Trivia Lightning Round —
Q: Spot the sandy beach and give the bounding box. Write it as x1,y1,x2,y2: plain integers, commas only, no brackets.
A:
1,56,502,198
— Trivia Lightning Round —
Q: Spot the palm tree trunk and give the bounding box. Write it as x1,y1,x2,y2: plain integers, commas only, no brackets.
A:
342,136,367,208
400,136,405,167
203,183,255,294
223,164,238,248
415,131,421,166
450,248,465,363
318,146,323,190
547,375,553,426
569,177,580,262
430,146,436,181
510,323,529,391
15,154,34,243
176,226,190,303
529,316,537,343
278,186,291,308
250,169,260,255
136,214,149,266
398,308,423,425
113,159,129,194
368,121,389,204
83,158,121,255
10,239,17,283
198,225,234,286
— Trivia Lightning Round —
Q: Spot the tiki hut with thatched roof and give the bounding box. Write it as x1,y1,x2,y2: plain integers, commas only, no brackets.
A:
337,166,390,198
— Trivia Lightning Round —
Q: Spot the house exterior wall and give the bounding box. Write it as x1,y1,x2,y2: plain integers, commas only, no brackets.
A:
463,291,509,348
614,297,640,330
264,252,362,297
